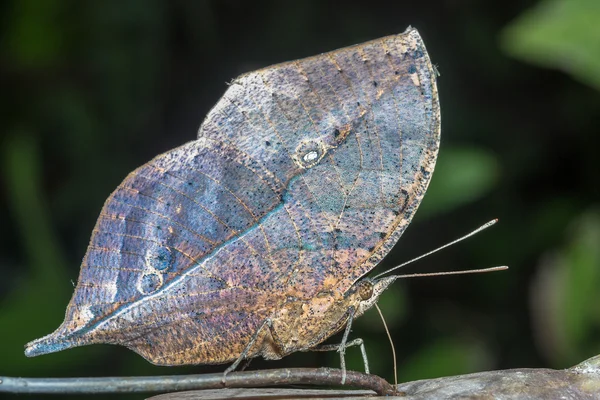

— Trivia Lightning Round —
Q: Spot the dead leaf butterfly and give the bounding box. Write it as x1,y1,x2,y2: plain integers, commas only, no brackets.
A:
25,27,440,376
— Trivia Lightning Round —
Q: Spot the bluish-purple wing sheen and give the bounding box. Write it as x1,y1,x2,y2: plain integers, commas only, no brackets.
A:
25,28,440,365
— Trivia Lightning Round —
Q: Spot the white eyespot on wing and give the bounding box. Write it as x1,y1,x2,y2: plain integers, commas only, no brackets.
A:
303,151,319,162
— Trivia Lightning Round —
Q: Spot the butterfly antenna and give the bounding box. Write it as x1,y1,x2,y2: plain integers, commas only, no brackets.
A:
392,266,508,279
375,303,397,387
373,219,499,279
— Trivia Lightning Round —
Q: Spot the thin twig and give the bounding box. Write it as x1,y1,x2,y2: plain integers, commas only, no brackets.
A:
0,367,397,396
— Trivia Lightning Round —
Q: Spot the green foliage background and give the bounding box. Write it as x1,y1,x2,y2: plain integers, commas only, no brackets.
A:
1,1,599,398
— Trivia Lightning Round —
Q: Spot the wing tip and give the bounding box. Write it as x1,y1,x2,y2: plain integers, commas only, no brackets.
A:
24,333,78,357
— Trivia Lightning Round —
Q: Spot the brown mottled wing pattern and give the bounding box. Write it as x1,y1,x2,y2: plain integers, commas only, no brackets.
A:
25,28,440,365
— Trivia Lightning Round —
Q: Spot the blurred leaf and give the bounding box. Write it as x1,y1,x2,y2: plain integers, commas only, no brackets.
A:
564,211,600,356
2,134,65,284
501,0,600,91
398,339,490,382
418,146,499,217
3,0,65,68
530,209,600,367
529,197,581,255
0,133,101,374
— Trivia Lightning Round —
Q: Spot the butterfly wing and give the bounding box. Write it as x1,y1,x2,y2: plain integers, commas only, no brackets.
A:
200,27,440,297
25,27,439,365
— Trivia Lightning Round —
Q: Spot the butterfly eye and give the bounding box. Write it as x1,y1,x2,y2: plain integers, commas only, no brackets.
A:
357,280,374,300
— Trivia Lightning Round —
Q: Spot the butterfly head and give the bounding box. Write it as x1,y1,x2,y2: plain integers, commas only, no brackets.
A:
351,276,399,318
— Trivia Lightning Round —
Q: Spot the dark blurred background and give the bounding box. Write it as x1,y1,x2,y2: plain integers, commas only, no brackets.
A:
1,0,599,398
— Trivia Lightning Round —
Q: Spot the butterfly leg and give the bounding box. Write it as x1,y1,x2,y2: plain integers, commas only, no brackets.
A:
310,338,369,376
238,358,253,372
222,318,283,383
308,308,368,384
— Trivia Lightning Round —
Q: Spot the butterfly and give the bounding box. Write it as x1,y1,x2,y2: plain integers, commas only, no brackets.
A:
25,27,440,380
